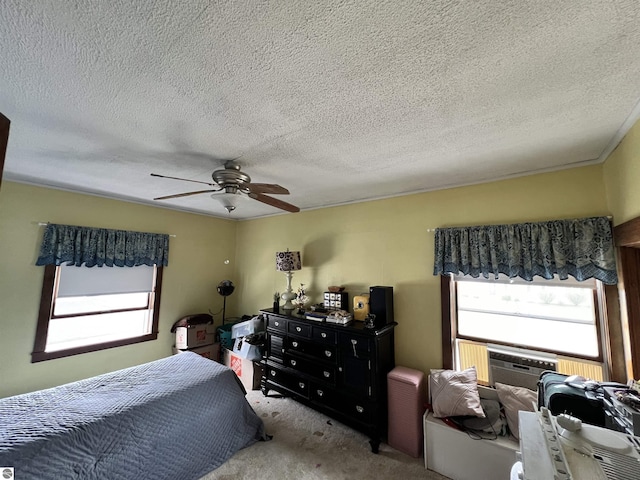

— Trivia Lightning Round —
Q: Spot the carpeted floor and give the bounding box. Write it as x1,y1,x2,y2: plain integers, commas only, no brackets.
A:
200,389,449,479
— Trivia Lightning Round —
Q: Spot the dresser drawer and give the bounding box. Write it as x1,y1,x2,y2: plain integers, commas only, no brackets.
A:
288,321,311,338
265,366,309,397
310,385,374,425
312,327,337,345
339,333,371,356
267,334,285,362
285,355,336,384
287,338,336,363
309,383,339,405
266,315,287,332
342,398,375,425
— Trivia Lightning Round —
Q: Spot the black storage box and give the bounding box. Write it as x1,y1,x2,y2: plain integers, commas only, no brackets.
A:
369,286,394,327
538,371,605,427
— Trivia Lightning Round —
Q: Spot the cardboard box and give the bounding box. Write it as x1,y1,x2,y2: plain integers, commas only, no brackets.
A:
232,337,262,361
173,343,220,362
175,324,215,349
222,348,263,391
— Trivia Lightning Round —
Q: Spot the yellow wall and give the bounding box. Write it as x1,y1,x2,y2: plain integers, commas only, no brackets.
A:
603,118,640,225
0,163,613,397
236,165,609,376
0,182,237,397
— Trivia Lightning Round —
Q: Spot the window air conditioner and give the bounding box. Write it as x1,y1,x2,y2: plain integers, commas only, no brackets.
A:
487,344,557,391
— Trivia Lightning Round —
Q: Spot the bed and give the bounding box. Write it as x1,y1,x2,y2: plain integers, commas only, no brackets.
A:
0,352,266,480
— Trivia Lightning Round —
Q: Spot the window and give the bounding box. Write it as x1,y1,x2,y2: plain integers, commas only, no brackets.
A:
442,274,607,384
32,264,163,362
457,276,600,358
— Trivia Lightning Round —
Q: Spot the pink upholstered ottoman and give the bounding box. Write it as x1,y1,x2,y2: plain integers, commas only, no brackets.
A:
387,366,426,457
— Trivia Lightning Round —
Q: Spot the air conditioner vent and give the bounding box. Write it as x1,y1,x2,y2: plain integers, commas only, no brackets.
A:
488,345,557,391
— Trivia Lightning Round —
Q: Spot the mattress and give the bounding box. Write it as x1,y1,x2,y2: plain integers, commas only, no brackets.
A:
0,352,266,479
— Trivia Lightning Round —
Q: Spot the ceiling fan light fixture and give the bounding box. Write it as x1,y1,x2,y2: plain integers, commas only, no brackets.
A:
215,192,242,214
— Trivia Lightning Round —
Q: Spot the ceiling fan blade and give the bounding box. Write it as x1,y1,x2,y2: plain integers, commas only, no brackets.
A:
248,192,300,213
154,189,221,200
151,173,217,187
247,183,290,195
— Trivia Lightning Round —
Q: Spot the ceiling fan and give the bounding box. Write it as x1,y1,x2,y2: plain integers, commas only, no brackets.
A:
150,160,299,213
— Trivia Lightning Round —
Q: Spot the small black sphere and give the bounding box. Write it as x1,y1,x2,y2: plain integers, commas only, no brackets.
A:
217,280,235,296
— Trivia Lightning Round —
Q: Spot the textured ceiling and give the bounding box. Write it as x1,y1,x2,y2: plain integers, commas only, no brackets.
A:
1,1,640,220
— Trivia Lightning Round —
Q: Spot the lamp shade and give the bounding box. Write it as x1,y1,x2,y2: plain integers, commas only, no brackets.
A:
276,250,302,271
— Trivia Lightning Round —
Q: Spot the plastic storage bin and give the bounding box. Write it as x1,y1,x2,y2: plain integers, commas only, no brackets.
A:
232,337,262,361
231,316,265,339
387,366,426,457
217,323,236,350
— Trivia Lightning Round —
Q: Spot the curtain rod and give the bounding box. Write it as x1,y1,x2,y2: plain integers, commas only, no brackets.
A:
428,215,613,233
35,222,177,238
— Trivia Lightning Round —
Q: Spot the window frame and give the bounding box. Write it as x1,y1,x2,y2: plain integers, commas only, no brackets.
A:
32,264,163,363
613,215,640,381
440,273,618,377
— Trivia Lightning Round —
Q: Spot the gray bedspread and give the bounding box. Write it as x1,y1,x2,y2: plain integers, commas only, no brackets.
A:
0,352,266,479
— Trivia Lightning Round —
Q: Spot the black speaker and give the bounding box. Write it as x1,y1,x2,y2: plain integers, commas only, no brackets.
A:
369,286,394,327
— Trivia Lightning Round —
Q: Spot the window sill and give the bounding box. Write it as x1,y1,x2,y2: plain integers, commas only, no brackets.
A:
31,333,158,363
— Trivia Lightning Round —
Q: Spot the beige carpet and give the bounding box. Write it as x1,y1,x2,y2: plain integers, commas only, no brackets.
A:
200,389,449,479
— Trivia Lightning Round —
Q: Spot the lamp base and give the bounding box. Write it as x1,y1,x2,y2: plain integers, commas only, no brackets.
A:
281,270,296,311
281,291,296,311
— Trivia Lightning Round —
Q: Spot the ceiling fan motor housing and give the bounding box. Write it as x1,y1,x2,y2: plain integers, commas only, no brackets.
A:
212,166,251,193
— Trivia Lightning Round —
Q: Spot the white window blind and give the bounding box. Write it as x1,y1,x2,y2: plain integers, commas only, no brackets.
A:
57,265,155,297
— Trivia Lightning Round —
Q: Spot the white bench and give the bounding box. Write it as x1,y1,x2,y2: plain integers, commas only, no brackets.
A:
423,385,519,480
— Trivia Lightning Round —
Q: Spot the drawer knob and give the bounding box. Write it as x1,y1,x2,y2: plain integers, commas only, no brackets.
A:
321,332,327,338
356,405,364,413
325,350,332,358
299,382,305,389
323,371,330,378
274,321,280,327
292,341,298,348
317,390,324,397
290,359,297,366
270,370,276,377
296,326,302,332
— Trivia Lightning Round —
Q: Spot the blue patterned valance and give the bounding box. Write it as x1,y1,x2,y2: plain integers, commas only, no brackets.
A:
36,223,170,267
433,216,617,285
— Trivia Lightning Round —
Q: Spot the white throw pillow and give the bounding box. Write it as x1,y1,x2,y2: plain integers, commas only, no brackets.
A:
429,367,485,419
495,382,537,440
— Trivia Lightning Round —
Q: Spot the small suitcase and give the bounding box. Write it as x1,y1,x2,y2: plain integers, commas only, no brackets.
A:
537,371,605,427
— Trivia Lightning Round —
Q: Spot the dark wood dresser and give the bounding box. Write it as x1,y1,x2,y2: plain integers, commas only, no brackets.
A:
260,308,396,452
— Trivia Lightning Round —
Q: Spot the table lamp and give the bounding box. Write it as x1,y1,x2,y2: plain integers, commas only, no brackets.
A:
276,249,302,311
